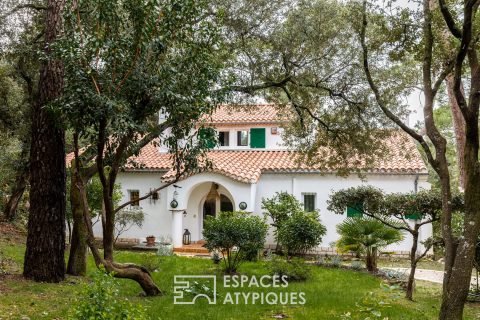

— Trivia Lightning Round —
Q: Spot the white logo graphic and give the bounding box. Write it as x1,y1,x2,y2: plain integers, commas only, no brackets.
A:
173,275,217,305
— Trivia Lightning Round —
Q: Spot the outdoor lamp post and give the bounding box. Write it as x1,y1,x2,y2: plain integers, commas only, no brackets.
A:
183,229,191,245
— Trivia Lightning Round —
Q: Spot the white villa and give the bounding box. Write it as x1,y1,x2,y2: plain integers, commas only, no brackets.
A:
104,104,431,254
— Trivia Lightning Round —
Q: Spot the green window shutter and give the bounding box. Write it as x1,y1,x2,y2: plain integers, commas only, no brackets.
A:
250,128,266,148
405,213,421,220
346,203,363,217
198,128,216,149
304,194,315,212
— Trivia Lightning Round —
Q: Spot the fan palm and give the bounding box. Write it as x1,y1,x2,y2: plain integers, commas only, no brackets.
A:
337,217,403,272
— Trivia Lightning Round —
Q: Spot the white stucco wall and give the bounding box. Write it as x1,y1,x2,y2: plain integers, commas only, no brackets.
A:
99,170,431,254
93,171,172,241
213,124,286,150
253,173,431,252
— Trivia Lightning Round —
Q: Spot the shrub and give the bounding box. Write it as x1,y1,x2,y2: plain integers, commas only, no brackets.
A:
329,255,342,268
71,270,147,320
262,192,304,249
269,256,310,281
203,211,268,273
277,211,326,256
139,253,162,272
350,260,364,271
336,217,403,272
157,243,173,257
316,255,326,266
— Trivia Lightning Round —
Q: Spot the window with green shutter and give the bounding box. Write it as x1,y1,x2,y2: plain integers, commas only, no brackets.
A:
303,194,316,212
250,128,266,148
198,128,216,149
405,213,422,220
346,203,363,217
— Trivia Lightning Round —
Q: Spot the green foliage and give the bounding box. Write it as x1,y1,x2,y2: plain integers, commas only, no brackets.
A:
203,211,268,273
350,260,364,271
328,255,343,268
66,173,123,228
261,192,304,249
181,279,218,301
337,217,403,272
269,256,310,281
115,208,145,241
277,211,326,256
138,253,162,273
71,270,147,320
156,243,174,257
55,0,227,198
262,192,303,226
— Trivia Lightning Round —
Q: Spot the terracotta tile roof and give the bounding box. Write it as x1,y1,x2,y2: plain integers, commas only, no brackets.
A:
203,104,283,124
125,134,427,183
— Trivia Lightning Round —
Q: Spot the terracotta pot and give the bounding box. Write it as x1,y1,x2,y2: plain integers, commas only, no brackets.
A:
146,236,156,246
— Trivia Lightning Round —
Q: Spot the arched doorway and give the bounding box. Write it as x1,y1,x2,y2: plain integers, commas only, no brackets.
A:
202,184,234,222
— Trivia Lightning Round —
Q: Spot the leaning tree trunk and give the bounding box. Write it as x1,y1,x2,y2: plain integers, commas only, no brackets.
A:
24,0,66,283
66,169,88,276
73,165,162,296
3,167,28,221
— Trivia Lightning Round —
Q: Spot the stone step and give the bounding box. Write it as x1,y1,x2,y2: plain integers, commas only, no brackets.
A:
173,246,210,254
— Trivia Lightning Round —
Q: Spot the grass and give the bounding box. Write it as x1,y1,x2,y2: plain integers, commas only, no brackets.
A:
0,237,479,319
377,258,445,271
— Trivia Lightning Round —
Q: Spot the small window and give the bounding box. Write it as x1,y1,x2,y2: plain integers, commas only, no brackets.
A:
237,130,248,146
129,190,140,207
303,193,316,212
219,131,230,146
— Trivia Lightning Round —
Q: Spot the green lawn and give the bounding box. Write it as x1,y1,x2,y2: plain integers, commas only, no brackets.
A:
0,237,479,319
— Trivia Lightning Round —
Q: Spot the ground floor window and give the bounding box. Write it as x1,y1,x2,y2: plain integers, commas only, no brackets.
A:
303,193,316,212
129,190,140,207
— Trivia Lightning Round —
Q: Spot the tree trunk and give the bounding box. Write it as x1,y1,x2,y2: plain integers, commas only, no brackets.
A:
365,248,377,272
73,166,162,296
439,118,480,320
3,168,28,221
446,74,466,189
24,0,66,283
67,169,87,276
406,231,419,301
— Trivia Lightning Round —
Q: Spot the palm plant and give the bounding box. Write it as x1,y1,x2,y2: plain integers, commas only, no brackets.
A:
336,217,403,272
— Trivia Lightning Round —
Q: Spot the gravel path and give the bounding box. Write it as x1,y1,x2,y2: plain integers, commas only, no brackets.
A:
383,267,479,286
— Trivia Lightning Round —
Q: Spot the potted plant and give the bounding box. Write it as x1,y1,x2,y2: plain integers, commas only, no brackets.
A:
146,235,156,246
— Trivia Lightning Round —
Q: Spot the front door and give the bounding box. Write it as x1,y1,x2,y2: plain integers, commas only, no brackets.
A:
203,198,216,221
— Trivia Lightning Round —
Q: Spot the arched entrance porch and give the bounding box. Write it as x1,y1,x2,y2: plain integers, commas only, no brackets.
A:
183,182,235,242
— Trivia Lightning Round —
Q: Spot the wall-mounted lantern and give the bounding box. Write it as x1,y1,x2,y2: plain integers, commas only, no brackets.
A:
170,184,182,209
239,202,247,210
183,229,191,245
170,199,178,208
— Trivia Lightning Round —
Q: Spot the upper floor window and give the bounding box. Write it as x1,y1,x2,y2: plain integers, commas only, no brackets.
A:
219,131,230,146
303,193,316,212
129,190,140,207
237,130,248,146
